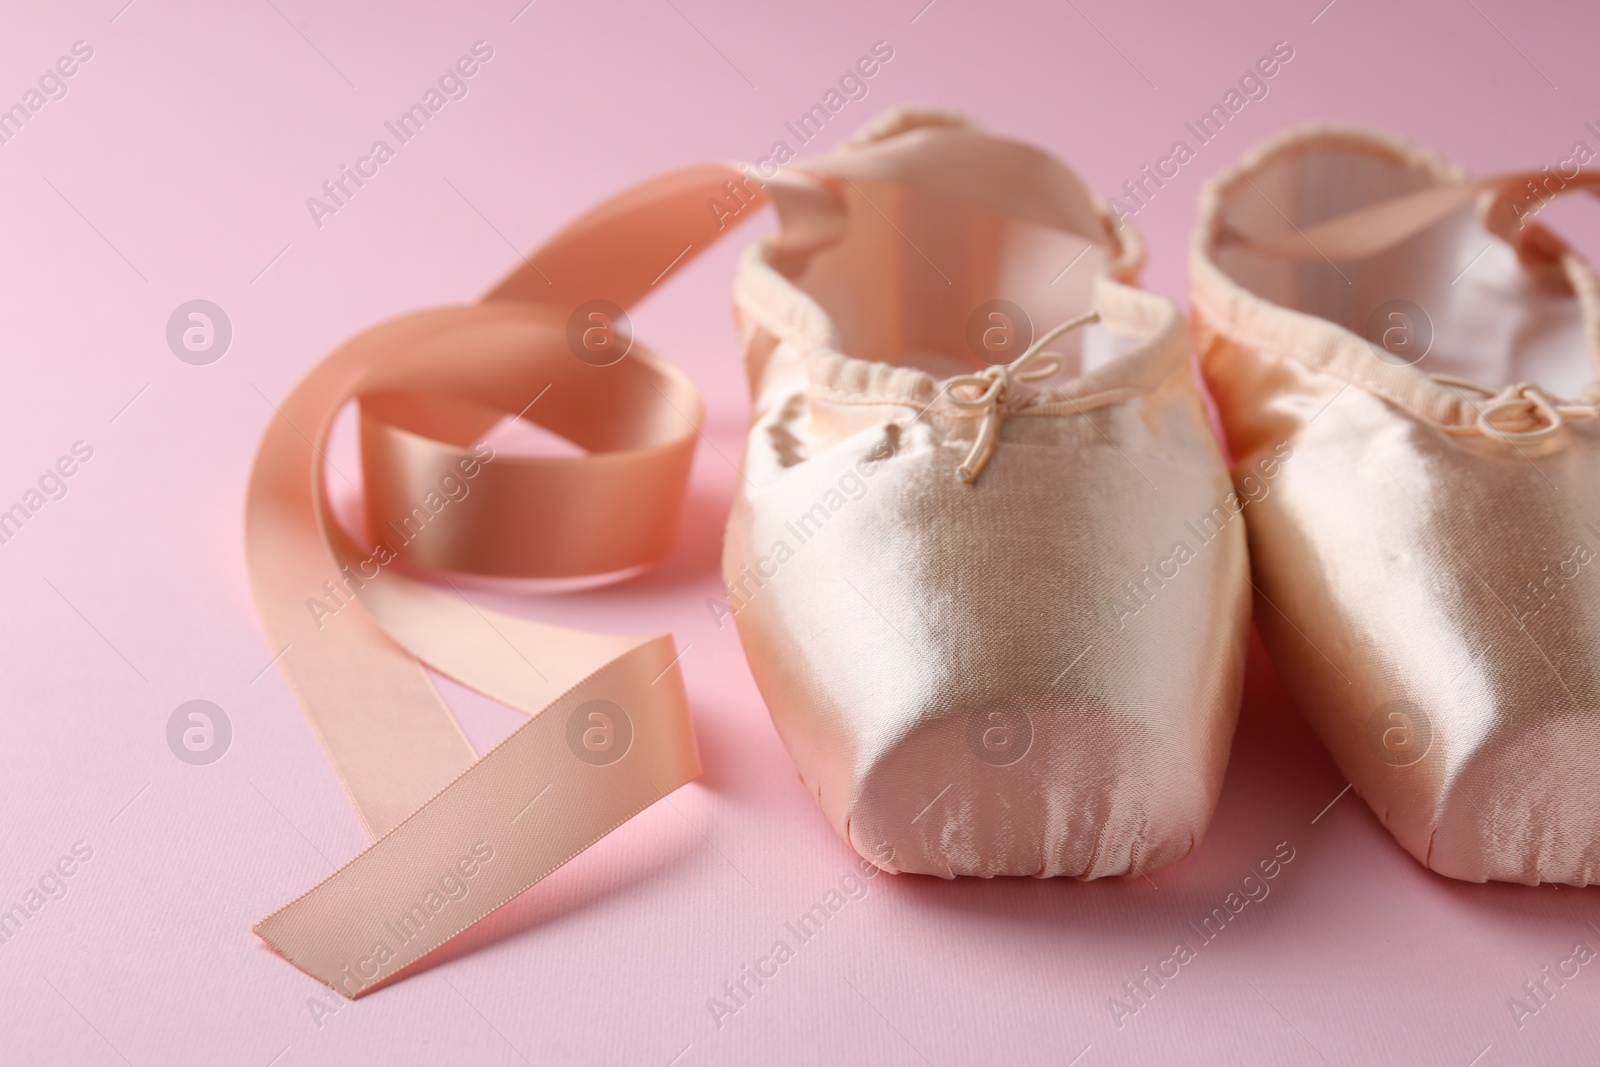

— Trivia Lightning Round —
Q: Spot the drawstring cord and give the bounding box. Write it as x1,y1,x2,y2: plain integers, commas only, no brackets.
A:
1432,374,1599,442
943,311,1100,483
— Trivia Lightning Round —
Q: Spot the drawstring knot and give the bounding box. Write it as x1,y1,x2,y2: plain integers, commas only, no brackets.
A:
1434,375,1598,442
943,311,1100,483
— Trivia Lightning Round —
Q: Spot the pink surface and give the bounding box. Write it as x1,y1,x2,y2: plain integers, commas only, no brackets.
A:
3,0,1599,1063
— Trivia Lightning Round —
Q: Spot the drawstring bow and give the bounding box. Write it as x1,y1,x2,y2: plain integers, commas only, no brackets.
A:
943,310,1100,483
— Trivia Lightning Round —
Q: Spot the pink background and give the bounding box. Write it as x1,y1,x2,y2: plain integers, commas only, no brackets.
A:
3,0,1600,1063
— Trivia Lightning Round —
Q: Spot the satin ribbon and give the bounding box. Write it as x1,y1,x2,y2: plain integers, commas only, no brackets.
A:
246,164,770,997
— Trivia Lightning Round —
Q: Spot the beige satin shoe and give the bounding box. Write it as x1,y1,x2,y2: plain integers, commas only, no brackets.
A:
720,109,1250,879
1193,124,1600,885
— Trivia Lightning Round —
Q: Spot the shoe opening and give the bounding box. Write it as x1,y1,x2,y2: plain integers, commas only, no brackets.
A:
1204,126,1594,398
769,118,1146,384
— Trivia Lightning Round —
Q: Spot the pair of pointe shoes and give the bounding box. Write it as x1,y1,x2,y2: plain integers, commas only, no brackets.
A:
724,107,1600,887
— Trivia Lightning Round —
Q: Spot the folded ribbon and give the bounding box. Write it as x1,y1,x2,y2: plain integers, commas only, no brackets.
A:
245,164,768,997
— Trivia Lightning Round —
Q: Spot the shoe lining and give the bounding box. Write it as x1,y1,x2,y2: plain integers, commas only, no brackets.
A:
784,176,1135,383
1213,144,1591,398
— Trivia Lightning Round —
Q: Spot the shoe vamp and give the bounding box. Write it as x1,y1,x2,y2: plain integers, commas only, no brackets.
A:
725,398,1250,877
1241,385,1600,884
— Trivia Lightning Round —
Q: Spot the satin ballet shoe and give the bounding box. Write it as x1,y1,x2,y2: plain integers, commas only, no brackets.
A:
721,108,1250,879
1193,124,1600,885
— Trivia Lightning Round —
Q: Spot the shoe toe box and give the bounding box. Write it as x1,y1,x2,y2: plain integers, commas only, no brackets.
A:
726,415,1249,878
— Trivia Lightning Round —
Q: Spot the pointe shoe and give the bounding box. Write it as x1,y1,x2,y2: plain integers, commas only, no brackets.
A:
1192,124,1600,885
721,108,1250,878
